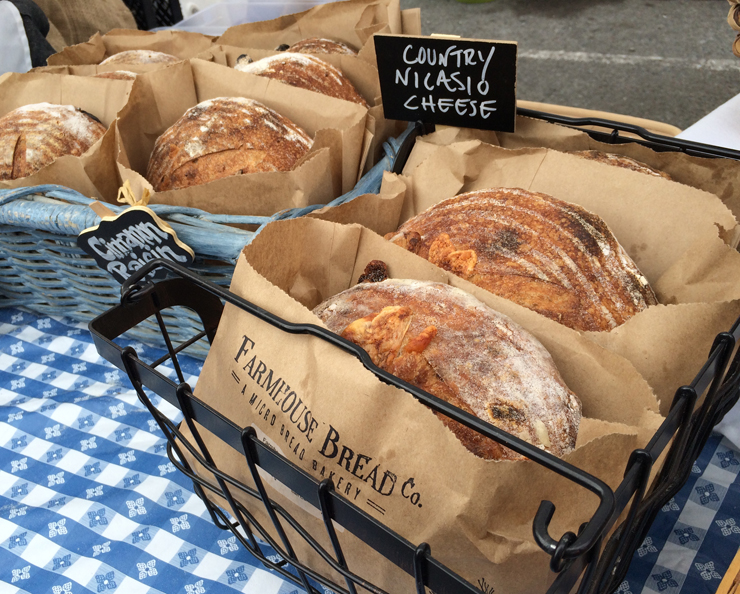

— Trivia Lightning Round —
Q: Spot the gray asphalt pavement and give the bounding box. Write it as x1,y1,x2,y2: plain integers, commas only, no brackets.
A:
399,0,740,129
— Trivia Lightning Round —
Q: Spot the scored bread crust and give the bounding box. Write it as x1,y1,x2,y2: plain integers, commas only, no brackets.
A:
235,53,369,108
386,188,658,332
0,103,106,180
146,97,313,192
287,37,358,56
313,279,582,461
99,50,179,66
572,150,672,179
93,70,137,81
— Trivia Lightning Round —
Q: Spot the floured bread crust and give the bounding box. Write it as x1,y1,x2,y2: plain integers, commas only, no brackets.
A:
572,150,672,179
93,70,137,81
100,50,179,66
386,188,658,332
0,103,106,180
146,97,313,192
287,37,358,56
314,279,581,461
235,53,368,108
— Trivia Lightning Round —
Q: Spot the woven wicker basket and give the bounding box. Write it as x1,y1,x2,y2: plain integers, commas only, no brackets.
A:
0,127,413,356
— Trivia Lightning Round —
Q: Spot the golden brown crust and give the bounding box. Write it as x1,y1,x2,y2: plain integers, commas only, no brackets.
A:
314,279,581,460
146,97,313,192
93,70,137,81
235,53,368,108
572,150,672,179
386,188,658,332
0,103,106,181
99,50,179,66
287,37,358,56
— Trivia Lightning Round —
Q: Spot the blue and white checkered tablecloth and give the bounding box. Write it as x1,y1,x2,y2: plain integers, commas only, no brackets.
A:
1,305,740,594
0,307,307,594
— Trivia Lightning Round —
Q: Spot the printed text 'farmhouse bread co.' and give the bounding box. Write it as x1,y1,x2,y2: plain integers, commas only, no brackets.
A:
314,276,582,460
386,188,658,332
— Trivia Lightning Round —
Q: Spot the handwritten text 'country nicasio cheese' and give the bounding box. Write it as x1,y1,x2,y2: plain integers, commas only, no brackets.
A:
396,44,497,118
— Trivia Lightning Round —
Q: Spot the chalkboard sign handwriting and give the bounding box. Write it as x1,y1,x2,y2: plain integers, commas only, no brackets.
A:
77,205,194,284
375,35,517,132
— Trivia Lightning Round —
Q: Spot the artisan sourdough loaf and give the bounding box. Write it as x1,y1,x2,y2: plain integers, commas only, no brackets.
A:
146,97,313,192
0,103,106,180
286,37,358,56
99,50,179,66
93,70,137,81
572,150,672,179
235,53,368,108
386,188,658,332
314,277,581,460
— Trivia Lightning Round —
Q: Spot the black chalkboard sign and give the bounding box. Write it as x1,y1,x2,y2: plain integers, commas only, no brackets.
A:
374,34,517,132
77,206,194,284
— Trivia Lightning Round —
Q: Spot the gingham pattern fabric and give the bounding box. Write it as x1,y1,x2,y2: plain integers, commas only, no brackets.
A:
2,305,739,594
0,307,308,594
620,430,740,593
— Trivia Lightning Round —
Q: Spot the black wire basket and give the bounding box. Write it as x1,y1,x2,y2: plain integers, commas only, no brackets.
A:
89,258,740,594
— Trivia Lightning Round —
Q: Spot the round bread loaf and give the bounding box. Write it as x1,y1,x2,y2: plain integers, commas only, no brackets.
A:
386,188,658,332
285,37,358,56
0,103,106,180
235,53,368,108
99,50,179,66
314,278,581,460
146,97,313,192
93,70,137,81
572,150,671,179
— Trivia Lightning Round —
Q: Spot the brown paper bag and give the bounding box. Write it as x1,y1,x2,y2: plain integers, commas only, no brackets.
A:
0,71,134,200
451,114,740,220
186,215,665,593
46,29,217,67
316,136,740,412
216,0,404,58
115,59,368,214
378,137,740,296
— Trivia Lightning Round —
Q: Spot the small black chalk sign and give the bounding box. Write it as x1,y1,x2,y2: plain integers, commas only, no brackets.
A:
374,34,517,132
77,206,194,284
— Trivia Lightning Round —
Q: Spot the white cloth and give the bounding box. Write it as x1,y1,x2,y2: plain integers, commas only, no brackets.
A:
0,1,32,75
676,92,740,151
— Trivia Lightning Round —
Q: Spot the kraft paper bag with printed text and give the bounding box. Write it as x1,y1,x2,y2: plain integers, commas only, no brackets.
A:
184,215,665,594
